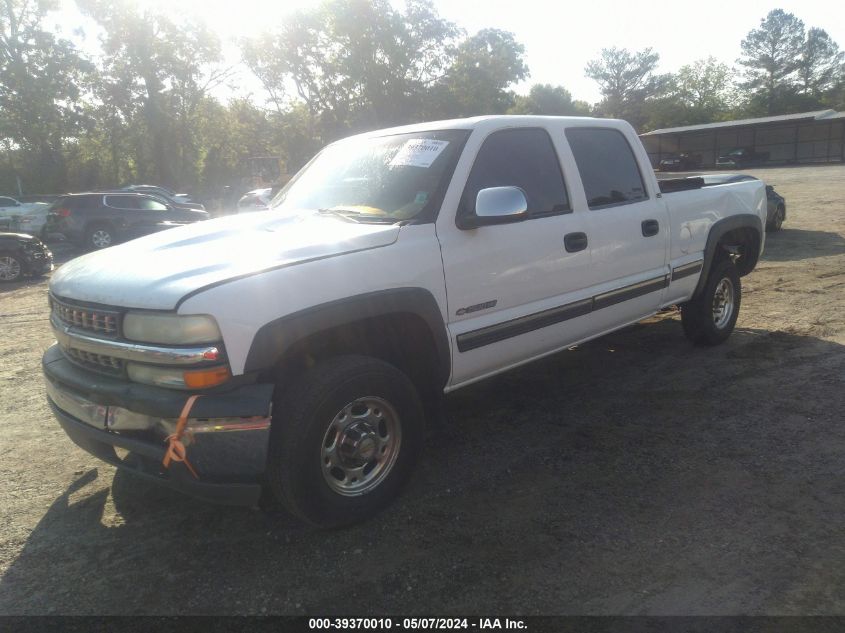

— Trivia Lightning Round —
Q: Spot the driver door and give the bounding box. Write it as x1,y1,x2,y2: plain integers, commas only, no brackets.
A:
438,125,594,387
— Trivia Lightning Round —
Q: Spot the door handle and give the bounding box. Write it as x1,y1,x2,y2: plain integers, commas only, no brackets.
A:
641,219,659,237
564,232,588,253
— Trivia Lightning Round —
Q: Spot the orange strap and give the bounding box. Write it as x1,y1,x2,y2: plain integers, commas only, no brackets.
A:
162,394,202,479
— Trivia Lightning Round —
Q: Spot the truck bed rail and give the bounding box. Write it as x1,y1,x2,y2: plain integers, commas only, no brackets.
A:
658,177,704,194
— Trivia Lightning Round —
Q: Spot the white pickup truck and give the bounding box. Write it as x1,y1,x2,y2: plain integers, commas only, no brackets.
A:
43,116,766,526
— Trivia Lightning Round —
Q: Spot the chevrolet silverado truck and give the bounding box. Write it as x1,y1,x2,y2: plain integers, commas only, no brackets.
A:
43,116,766,527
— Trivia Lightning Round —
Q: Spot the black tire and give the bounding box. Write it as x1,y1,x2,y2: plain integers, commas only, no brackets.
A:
85,223,115,250
681,257,741,346
267,355,425,528
0,251,23,282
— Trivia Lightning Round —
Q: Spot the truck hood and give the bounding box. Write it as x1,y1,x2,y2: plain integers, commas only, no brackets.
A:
50,210,401,310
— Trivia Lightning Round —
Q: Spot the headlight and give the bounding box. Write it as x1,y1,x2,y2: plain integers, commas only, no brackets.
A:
127,363,231,390
123,313,221,344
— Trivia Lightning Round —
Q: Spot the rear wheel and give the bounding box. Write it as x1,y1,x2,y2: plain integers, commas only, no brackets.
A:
86,224,114,250
0,252,23,282
681,257,741,346
267,355,425,527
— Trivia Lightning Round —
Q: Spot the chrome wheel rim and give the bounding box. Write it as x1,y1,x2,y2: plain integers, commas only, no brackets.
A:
321,396,402,496
0,255,21,281
92,230,112,248
712,278,735,329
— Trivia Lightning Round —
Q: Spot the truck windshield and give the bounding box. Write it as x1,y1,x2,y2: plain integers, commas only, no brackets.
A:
269,129,468,222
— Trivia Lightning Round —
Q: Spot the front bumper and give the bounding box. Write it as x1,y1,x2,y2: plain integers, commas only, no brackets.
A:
14,239,53,274
43,344,274,506
24,251,53,275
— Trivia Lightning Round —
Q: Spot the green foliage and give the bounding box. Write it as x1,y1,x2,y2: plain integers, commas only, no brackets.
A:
240,1,528,157
585,47,662,119
797,28,844,97
508,84,591,116
76,0,231,189
736,9,844,115
643,58,737,130
242,0,462,141
435,28,528,117
1,1,843,198
0,0,93,191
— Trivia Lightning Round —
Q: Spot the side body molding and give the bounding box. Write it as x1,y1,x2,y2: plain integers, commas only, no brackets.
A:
242,287,451,387
693,213,763,297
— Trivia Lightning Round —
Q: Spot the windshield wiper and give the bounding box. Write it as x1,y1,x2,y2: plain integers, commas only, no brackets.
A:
317,208,397,224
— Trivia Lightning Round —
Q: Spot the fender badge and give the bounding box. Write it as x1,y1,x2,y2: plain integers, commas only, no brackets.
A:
456,300,497,316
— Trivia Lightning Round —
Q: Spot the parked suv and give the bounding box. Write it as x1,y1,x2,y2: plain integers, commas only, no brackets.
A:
45,193,209,250
122,185,201,208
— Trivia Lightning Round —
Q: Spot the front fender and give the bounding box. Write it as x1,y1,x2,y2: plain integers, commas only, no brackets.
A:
242,287,451,389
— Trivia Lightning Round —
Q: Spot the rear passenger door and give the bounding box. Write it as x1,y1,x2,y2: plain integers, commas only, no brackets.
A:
439,126,594,386
564,127,670,328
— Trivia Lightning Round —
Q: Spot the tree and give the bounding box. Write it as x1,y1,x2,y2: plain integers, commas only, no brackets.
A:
585,47,662,120
242,0,461,142
436,28,528,117
640,59,738,131
737,9,805,115
797,27,844,97
0,0,93,191
76,0,230,188
508,84,591,116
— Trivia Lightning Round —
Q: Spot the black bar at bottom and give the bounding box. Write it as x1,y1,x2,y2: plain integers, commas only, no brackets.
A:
3,616,844,633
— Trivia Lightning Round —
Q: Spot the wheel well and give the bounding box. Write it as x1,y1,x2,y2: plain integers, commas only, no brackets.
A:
716,226,760,277
265,312,445,402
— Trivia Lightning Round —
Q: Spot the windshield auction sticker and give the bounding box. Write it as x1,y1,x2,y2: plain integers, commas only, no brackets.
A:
390,139,450,168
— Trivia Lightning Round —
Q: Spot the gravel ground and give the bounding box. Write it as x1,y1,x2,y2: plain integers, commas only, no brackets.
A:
1,164,845,615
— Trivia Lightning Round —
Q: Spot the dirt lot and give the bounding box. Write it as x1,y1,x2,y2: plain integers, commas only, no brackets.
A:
1,164,845,615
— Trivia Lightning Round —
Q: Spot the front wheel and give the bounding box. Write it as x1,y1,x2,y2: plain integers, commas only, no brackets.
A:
0,252,23,282
681,258,741,346
267,355,425,527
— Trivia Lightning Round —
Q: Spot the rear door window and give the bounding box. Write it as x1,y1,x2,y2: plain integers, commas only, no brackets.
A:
565,128,648,209
136,197,169,211
104,195,140,210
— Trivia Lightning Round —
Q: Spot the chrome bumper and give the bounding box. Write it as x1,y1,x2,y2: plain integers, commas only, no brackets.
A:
44,378,271,438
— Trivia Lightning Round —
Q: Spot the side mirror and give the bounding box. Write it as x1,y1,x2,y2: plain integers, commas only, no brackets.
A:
458,186,528,229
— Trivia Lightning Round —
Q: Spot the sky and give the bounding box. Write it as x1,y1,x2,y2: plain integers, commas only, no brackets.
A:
51,0,845,105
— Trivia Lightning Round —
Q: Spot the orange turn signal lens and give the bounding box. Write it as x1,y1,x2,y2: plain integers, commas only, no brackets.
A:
182,365,231,389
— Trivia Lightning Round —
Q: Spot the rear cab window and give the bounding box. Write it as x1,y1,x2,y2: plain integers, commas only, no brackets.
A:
565,128,648,209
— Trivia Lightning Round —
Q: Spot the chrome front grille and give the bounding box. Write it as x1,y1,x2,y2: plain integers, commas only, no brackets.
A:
64,347,124,375
51,296,121,336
